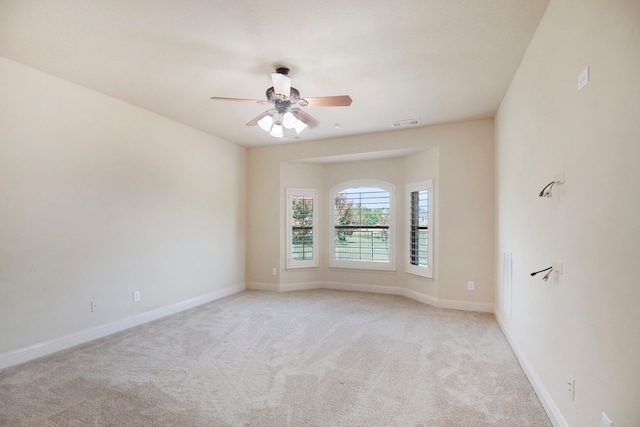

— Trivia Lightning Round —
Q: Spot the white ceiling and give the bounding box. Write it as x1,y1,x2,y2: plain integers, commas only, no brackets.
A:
0,0,549,148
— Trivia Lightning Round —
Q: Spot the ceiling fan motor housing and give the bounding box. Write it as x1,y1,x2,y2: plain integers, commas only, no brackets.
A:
266,86,301,114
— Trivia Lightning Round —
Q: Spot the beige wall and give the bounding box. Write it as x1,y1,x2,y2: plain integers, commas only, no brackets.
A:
0,57,246,355
247,120,494,307
494,0,640,425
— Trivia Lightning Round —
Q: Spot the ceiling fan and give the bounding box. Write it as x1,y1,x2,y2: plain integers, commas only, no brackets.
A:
210,67,352,138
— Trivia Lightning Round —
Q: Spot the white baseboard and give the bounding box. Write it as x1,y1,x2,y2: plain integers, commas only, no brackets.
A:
0,283,245,371
402,288,440,307
249,281,403,296
280,281,324,292
438,298,493,313
494,312,568,427
324,281,403,295
247,280,492,313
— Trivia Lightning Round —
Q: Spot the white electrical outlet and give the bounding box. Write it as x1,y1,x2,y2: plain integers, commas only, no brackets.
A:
272,268,277,276
467,281,475,291
91,301,98,312
601,412,612,427
133,291,141,303
567,377,575,400
554,171,565,184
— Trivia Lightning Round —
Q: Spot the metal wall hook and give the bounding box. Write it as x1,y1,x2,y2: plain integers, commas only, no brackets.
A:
538,172,564,198
531,264,563,281
531,266,553,281
538,181,557,197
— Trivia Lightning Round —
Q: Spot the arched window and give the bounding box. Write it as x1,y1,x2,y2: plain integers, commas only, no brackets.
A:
329,180,395,271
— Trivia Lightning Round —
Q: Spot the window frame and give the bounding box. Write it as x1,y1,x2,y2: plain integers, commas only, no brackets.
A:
329,180,396,271
286,188,319,269
406,179,434,278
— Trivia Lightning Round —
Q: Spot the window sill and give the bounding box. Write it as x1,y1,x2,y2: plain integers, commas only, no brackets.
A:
329,261,396,272
286,265,320,271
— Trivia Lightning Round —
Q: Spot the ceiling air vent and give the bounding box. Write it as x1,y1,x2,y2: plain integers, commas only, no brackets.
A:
391,119,421,128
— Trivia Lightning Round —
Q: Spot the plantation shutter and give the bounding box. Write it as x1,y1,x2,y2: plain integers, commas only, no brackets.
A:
409,188,428,266
333,188,390,262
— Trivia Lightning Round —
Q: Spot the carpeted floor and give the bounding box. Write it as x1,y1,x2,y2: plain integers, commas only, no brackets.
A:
0,289,551,426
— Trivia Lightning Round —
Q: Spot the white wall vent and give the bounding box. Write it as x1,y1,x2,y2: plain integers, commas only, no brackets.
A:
391,119,421,128
502,252,512,318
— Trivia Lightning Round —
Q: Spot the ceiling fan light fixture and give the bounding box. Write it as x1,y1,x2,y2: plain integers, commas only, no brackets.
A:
270,123,284,138
282,112,297,129
257,114,274,132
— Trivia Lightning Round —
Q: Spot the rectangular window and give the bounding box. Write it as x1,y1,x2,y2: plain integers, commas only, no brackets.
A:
409,189,427,266
330,182,395,271
406,180,433,278
286,188,318,269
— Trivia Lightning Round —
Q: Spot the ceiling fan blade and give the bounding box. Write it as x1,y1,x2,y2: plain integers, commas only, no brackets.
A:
304,95,352,107
246,109,276,126
271,72,292,96
210,97,266,103
292,108,320,128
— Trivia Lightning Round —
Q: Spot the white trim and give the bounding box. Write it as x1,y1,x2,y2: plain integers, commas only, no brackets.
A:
246,280,492,313
322,282,491,312
279,281,324,292
438,298,493,313
285,188,319,269
323,281,402,295
0,283,245,370
495,312,568,427
329,180,396,271
402,288,441,307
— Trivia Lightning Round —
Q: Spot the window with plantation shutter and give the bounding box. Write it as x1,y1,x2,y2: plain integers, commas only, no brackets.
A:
286,188,318,269
330,181,395,271
406,180,433,278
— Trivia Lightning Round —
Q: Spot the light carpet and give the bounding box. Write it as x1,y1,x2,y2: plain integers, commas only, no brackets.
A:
0,289,551,426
